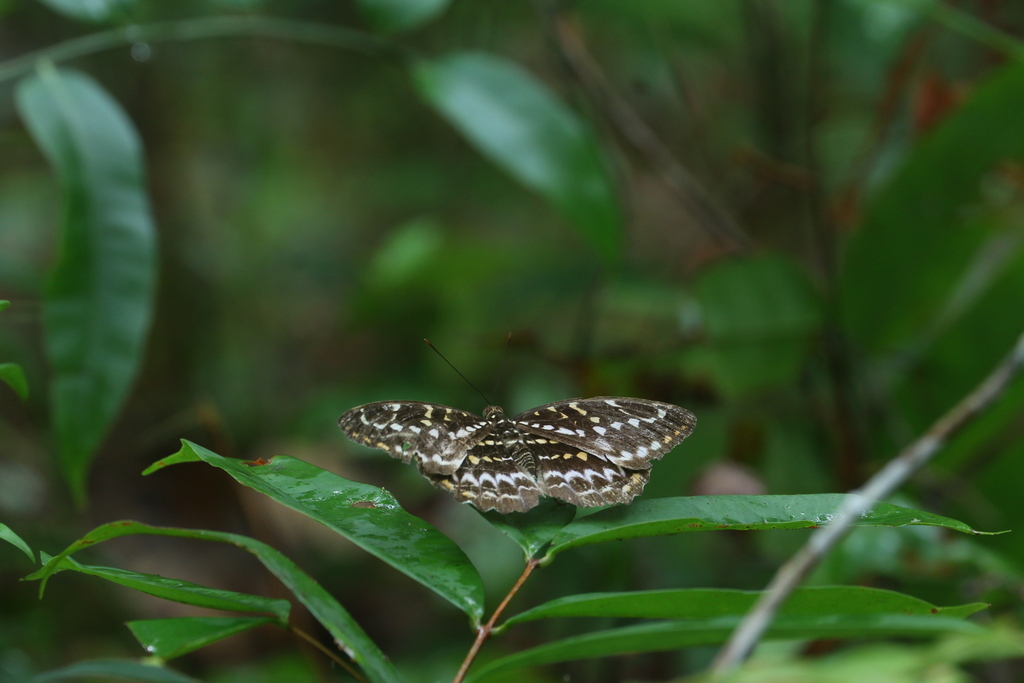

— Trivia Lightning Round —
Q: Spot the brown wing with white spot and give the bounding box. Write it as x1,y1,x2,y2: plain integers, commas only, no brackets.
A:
526,438,651,507
338,401,492,475
513,397,696,470
423,441,542,514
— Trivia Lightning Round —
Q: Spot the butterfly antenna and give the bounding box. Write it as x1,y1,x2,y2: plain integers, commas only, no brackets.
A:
424,339,493,406
492,332,512,402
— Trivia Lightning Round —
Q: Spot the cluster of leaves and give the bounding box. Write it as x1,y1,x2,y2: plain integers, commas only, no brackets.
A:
0,440,1007,681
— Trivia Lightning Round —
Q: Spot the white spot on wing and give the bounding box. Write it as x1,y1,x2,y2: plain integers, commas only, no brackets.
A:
628,418,640,427
593,426,607,435
428,428,440,438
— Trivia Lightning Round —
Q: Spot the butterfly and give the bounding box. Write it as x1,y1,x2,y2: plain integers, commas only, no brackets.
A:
338,397,695,514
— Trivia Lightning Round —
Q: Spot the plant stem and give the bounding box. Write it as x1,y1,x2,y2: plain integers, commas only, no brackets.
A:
710,328,1024,674
452,558,539,683
0,16,401,84
291,624,368,683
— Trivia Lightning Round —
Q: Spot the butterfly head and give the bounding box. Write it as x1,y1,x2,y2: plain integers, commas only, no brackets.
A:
483,405,506,421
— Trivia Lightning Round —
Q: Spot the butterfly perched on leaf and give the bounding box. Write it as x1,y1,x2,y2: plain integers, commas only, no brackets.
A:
338,397,695,514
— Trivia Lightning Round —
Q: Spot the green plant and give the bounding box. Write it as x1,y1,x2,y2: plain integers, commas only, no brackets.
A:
0,438,1006,681
3,0,1024,681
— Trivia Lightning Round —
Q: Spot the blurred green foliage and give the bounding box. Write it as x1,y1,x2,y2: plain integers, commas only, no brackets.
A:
1,0,1024,680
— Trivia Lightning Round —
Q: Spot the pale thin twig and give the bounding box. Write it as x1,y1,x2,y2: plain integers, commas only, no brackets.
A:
711,329,1024,674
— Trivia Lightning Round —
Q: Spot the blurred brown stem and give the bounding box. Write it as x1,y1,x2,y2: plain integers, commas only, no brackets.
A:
452,558,539,683
710,328,1024,674
536,2,751,251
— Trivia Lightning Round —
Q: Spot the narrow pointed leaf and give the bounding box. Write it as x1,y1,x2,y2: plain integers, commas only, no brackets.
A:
146,440,484,623
414,52,621,261
501,586,987,628
28,659,196,683
545,495,996,560
0,362,28,400
35,0,134,23
356,0,449,34
127,617,276,660
0,523,35,562
483,498,576,559
465,615,985,683
48,555,290,622
15,66,157,505
29,521,403,683
842,61,1024,352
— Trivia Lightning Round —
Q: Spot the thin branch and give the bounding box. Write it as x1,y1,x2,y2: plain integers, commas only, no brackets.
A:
925,3,1024,58
536,3,751,251
452,558,540,683
291,624,368,683
0,16,399,84
710,328,1024,674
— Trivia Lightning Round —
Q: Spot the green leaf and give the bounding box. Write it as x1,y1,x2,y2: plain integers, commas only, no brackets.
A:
501,586,987,628
34,0,134,23
465,615,985,683
543,495,995,560
0,522,35,562
0,300,9,312
414,52,621,261
356,0,449,34
0,362,29,401
841,60,1024,353
693,254,822,397
146,440,484,623
28,659,196,683
482,498,576,559
50,555,290,622
15,65,158,505
29,521,403,683
127,617,277,660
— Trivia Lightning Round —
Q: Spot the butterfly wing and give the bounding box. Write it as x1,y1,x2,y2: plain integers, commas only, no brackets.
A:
338,401,492,475
423,439,542,514
513,397,696,470
520,438,649,507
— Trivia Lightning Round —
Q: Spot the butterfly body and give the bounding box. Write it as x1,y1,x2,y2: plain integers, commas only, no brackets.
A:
339,397,695,514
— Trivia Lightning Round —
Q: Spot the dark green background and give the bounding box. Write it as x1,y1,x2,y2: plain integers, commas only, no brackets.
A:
1,1,1024,681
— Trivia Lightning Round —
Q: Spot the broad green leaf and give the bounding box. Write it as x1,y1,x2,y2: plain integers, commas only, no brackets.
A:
483,498,576,559
414,52,621,261
841,60,1024,353
16,66,157,505
0,522,34,562
0,362,29,400
29,659,196,683
49,555,290,622
35,0,134,23
500,586,987,628
693,254,821,397
543,495,995,560
146,440,485,623
0,300,9,312
127,617,277,660
465,614,985,683
356,0,449,34
29,521,403,683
